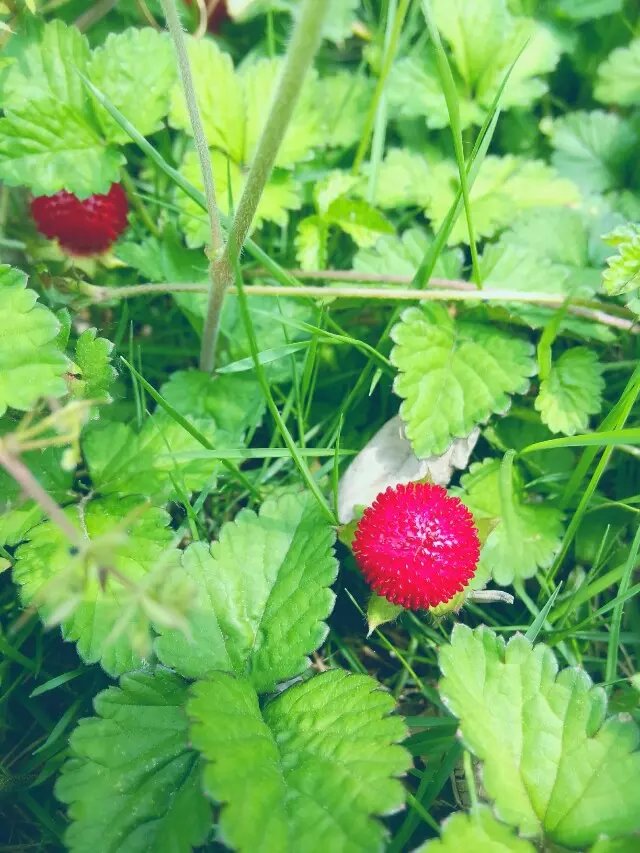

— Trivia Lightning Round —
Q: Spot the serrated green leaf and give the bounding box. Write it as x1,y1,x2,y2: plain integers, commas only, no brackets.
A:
315,72,373,149
418,806,536,852
602,223,640,296
595,38,640,106
391,305,535,458
426,156,580,245
70,328,116,401
12,497,180,676
176,148,301,247
160,369,264,438
457,459,563,585
439,624,640,847
367,148,432,209
0,446,73,547
0,101,124,198
325,196,394,248
0,20,90,110
188,669,410,853
56,670,211,853
353,227,463,282
155,492,337,691
541,110,636,194
87,28,176,145
82,411,222,500
0,264,68,416
295,215,327,270
535,347,604,435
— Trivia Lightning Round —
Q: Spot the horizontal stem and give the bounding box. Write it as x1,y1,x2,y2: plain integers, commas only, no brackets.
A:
80,280,638,332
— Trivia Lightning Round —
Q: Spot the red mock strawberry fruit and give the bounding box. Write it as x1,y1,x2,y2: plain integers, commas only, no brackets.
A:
352,483,480,611
30,183,129,256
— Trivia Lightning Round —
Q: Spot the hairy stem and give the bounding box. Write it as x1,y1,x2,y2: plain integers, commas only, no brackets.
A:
161,0,225,372
198,0,329,372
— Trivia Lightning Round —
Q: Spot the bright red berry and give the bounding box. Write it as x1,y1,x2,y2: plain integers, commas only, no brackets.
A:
30,184,129,256
352,483,480,611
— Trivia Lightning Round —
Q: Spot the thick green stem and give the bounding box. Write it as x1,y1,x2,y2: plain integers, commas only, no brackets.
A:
198,0,329,373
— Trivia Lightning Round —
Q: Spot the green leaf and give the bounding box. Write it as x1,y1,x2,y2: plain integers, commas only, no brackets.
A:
70,328,116,401
176,148,301,247
602,223,640,296
315,72,373,149
0,20,90,110
366,148,432,210
160,369,264,439
188,669,410,852
439,624,640,848
595,38,640,106
0,446,73,547
541,110,636,194
425,156,580,245
155,492,337,691
0,101,124,197
554,0,622,20
56,670,211,853
325,196,394,248
0,264,68,416
82,411,222,500
535,347,604,435
391,305,535,457
87,28,176,145
12,497,180,676
354,227,463,282
418,806,536,852
295,215,327,270
457,459,564,585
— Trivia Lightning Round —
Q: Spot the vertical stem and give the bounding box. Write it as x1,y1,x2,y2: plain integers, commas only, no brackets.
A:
199,0,329,373
161,0,226,372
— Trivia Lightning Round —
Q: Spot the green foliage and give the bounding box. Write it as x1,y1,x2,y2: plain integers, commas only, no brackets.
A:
602,223,640,296
188,669,410,853
439,625,640,848
391,305,535,458
535,347,605,435
56,670,211,853
457,459,564,585
70,328,116,401
155,492,337,691
419,807,536,852
425,156,580,244
0,264,68,416
595,38,640,105
12,497,181,676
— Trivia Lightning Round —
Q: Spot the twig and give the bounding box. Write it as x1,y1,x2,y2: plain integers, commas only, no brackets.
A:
160,0,225,373
78,280,638,332
199,0,329,373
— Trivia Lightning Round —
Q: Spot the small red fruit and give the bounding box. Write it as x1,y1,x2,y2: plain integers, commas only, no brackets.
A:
352,483,480,610
30,183,129,256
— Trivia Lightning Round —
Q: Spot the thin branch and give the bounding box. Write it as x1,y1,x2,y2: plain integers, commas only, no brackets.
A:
78,280,638,332
199,0,329,373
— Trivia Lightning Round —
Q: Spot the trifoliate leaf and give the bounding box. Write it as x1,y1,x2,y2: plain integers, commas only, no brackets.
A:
0,446,73,547
535,347,604,435
325,196,394,248
295,215,328,270
0,20,90,110
0,264,68,416
82,411,221,500
70,328,115,402
367,148,432,210
439,624,640,848
391,305,535,458
87,28,176,145
160,369,264,439
602,223,640,295
0,101,124,198
12,497,180,676
188,669,410,852
595,38,640,106
541,110,636,194
353,227,463,282
56,670,211,853
418,807,536,852
457,459,563,585
176,148,301,247
426,156,580,245
155,492,337,691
